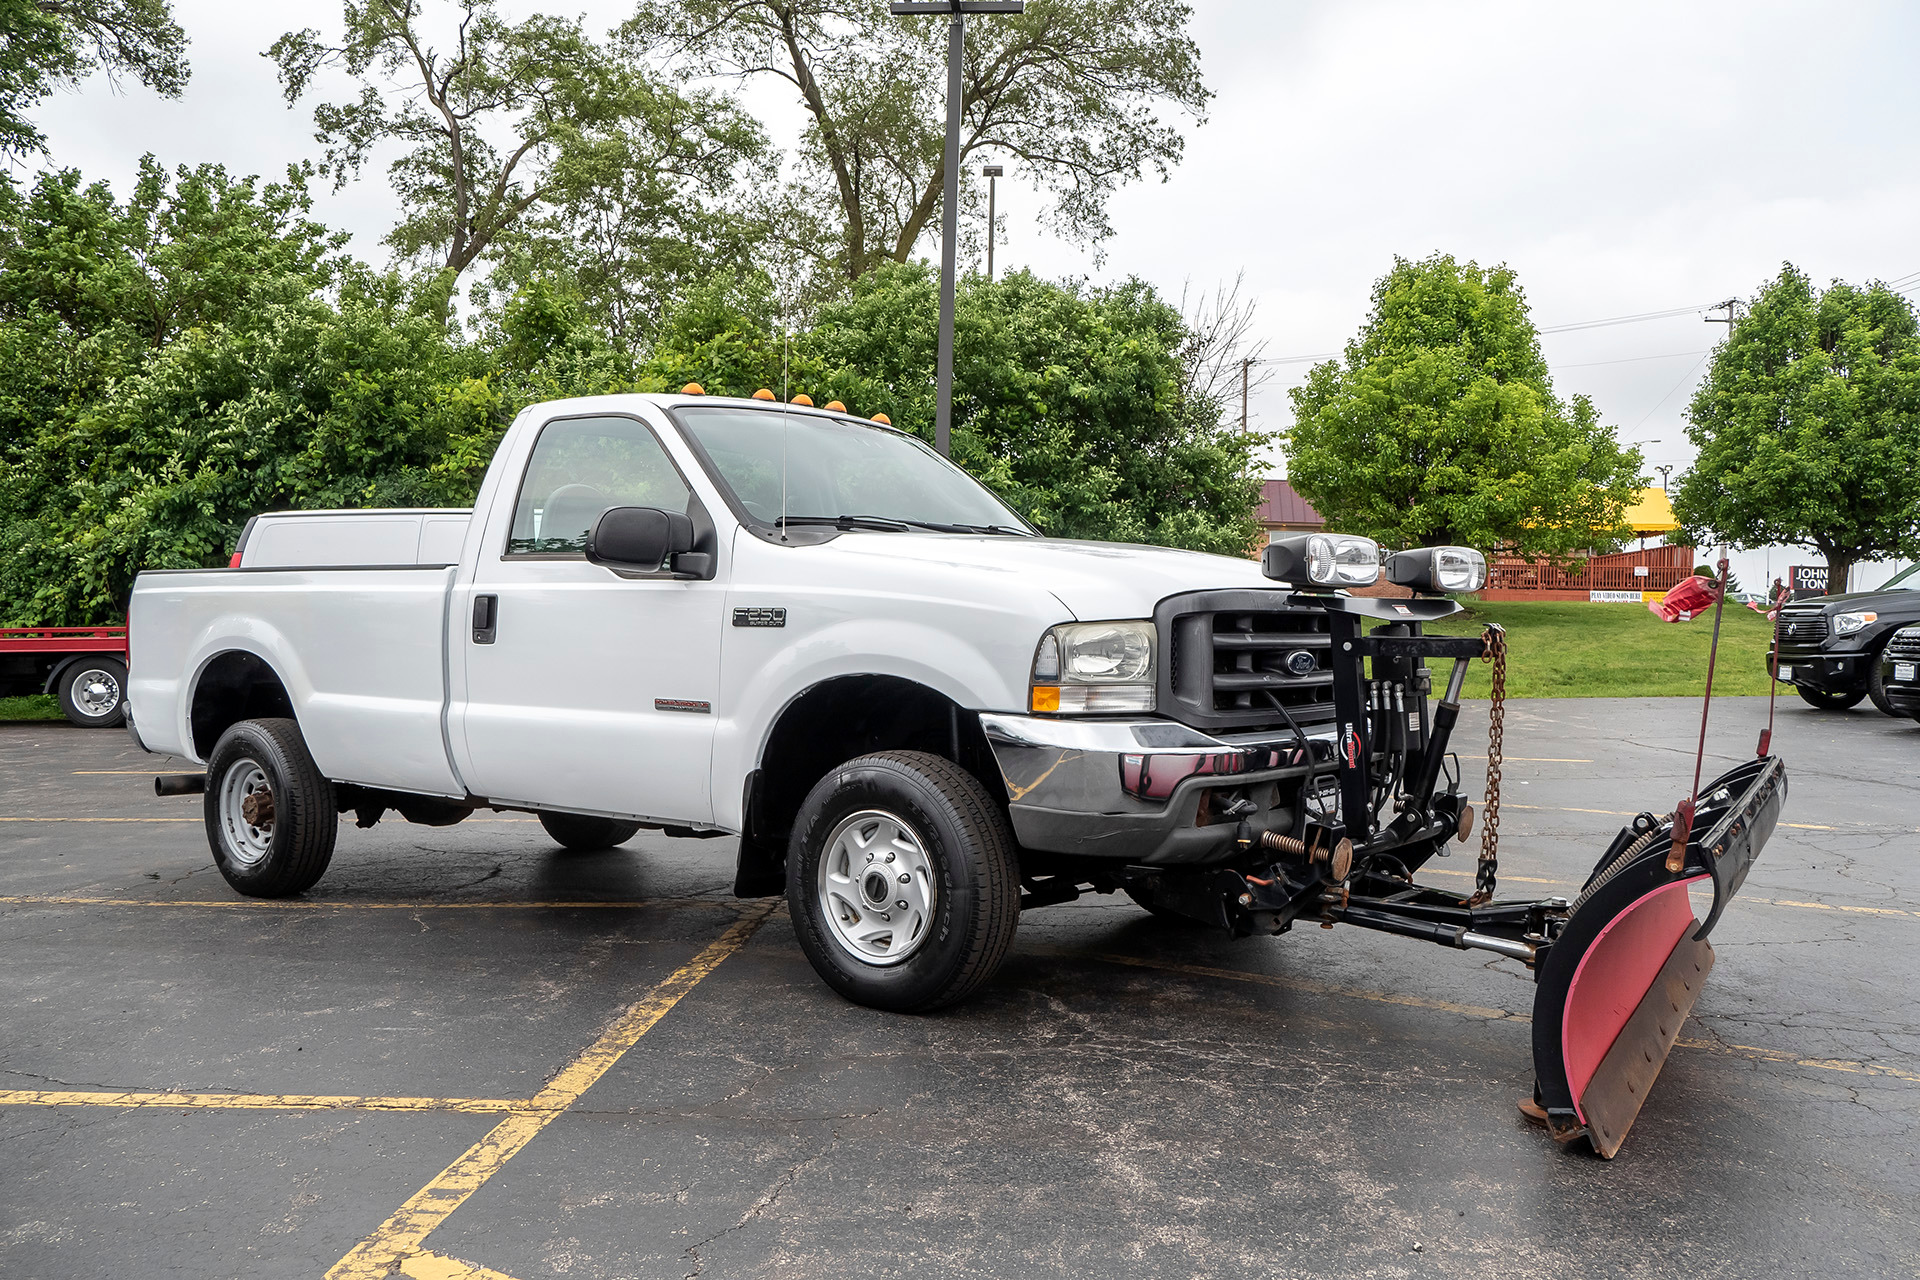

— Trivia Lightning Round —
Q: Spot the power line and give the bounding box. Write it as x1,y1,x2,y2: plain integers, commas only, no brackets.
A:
1560,348,1711,369
1539,303,1715,334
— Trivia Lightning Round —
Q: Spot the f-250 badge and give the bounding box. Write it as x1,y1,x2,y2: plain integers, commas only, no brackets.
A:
731,607,787,628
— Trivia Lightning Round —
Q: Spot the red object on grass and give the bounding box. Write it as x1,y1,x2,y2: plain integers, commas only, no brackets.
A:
1646,574,1721,622
1560,876,1706,1120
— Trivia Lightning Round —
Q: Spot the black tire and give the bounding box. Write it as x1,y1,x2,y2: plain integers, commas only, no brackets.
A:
203,718,336,897
1866,652,1899,716
538,811,642,850
56,657,126,728
1795,684,1865,710
787,751,1019,1013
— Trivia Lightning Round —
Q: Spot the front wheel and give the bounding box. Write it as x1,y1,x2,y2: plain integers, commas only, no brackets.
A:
203,718,336,897
1866,653,1899,716
1796,685,1865,710
57,657,125,728
787,751,1019,1013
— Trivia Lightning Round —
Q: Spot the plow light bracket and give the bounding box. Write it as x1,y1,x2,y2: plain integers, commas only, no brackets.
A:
1385,546,1488,594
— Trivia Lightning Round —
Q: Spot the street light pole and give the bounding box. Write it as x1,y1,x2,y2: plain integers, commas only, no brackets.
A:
982,164,1003,280
891,0,1024,457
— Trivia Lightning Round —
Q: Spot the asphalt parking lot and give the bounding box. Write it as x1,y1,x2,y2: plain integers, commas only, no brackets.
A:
3,697,1917,1280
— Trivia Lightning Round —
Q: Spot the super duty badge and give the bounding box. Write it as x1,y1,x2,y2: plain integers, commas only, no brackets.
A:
732,607,787,628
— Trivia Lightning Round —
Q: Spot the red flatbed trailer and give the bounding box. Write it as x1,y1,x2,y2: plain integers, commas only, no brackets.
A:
0,626,130,727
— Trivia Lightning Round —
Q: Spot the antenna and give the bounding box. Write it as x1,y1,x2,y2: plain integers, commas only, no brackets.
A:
779,327,790,542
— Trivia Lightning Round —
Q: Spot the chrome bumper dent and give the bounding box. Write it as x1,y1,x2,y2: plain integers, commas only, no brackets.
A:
978,713,1331,865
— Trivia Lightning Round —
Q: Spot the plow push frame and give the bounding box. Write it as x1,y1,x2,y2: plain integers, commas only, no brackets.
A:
1105,544,1788,1160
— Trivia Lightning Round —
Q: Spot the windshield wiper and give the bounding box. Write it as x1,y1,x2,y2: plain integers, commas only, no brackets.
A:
954,523,1037,537
776,514,976,534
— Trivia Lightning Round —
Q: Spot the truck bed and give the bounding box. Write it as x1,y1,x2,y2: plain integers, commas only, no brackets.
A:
128,565,462,796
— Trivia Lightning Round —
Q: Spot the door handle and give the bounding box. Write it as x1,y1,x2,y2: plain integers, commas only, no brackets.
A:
472,594,498,644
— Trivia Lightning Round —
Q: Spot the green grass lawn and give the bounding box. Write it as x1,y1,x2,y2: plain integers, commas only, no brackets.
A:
0,694,63,722
1417,598,1776,698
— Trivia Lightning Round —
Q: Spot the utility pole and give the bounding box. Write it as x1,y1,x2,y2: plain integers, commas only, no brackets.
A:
982,164,1002,281
1704,298,1739,336
1240,357,1252,432
891,0,1024,457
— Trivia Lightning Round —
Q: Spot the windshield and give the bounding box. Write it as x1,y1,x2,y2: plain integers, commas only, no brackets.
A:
673,406,1031,533
1878,562,1920,590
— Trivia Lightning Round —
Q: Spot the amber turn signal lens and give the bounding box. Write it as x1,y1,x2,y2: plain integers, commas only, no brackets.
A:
752,388,776,401
1030,686,1061,713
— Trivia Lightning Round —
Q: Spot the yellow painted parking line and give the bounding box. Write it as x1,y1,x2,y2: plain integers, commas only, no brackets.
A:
401,1251,527,1280
0,894,727,911
1080,951,1920,1086
1418,867,1570,887
326,899,778,1280
0,1089,523,1113
1499,803,1837,831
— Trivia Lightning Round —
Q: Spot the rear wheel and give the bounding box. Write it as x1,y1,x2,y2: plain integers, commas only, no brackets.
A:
538,811,642,850
204,718,336,897
57,657,125,728
1796,685,1865,710
787,751,1019,1013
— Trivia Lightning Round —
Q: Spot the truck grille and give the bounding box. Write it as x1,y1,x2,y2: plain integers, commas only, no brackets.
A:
1886,627,1920,661
1777,606,1828,644
1157,590,1335,730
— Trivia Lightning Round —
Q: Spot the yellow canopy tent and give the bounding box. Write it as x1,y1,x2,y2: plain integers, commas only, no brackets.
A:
1623,488,1678,535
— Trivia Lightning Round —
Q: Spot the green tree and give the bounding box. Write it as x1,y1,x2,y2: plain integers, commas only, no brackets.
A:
1284,254,1644,559
1674,265,1920,590
270,0,763,323
0,0,188,157
637,262,1265,554
624,0,1210,290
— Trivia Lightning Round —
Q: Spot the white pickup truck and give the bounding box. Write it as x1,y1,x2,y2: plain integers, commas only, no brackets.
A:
128,391,1488,1013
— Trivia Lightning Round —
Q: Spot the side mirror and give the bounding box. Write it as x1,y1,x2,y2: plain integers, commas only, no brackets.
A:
587,506,694,573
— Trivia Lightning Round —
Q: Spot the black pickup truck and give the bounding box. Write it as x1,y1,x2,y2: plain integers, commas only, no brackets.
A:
1771,561,1920,714
1877,625,1920,722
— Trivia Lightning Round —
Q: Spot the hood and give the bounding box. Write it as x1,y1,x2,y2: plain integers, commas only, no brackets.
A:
814,533,1277,619
1797,588,1920,615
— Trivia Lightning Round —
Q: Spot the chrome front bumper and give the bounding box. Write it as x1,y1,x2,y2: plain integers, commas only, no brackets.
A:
978,714,1332,865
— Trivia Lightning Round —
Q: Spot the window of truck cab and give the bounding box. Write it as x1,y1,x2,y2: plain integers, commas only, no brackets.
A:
505,414,695,559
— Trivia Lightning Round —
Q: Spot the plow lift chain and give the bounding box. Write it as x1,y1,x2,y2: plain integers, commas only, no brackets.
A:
1469,625,1507,907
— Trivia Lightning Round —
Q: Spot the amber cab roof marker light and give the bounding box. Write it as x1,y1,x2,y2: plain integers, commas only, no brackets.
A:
824,400,847,412
790,393,814,407
681,382,705,395
752,388,776,401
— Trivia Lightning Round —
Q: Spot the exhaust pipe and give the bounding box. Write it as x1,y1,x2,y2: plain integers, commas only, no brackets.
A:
154,773,205,796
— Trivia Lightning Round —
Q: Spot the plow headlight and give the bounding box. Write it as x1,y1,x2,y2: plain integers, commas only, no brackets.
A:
1263,533,1381,588
1386,546,1488,594
1029,621,1156,713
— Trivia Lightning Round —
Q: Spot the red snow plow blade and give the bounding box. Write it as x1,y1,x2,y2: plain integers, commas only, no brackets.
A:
1529,756,1787,1157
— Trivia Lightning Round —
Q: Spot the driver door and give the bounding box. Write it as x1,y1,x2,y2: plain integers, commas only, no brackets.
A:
453,413,724,822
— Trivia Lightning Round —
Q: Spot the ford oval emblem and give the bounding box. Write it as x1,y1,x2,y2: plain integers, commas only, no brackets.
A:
1284,648,1317,676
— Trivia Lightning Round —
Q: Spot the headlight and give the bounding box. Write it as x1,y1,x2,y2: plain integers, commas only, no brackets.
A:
1385,546,1488,594
1262,533,1381,588
1833,611,1877,635
1030,621,1155,713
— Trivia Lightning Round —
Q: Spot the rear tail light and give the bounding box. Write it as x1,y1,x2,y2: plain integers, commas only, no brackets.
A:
228,552,243,568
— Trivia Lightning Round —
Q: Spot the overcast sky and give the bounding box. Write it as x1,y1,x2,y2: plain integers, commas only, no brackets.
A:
27,0,1920,585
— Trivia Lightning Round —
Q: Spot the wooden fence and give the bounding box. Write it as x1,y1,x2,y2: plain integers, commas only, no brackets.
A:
1488,545,1694,594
